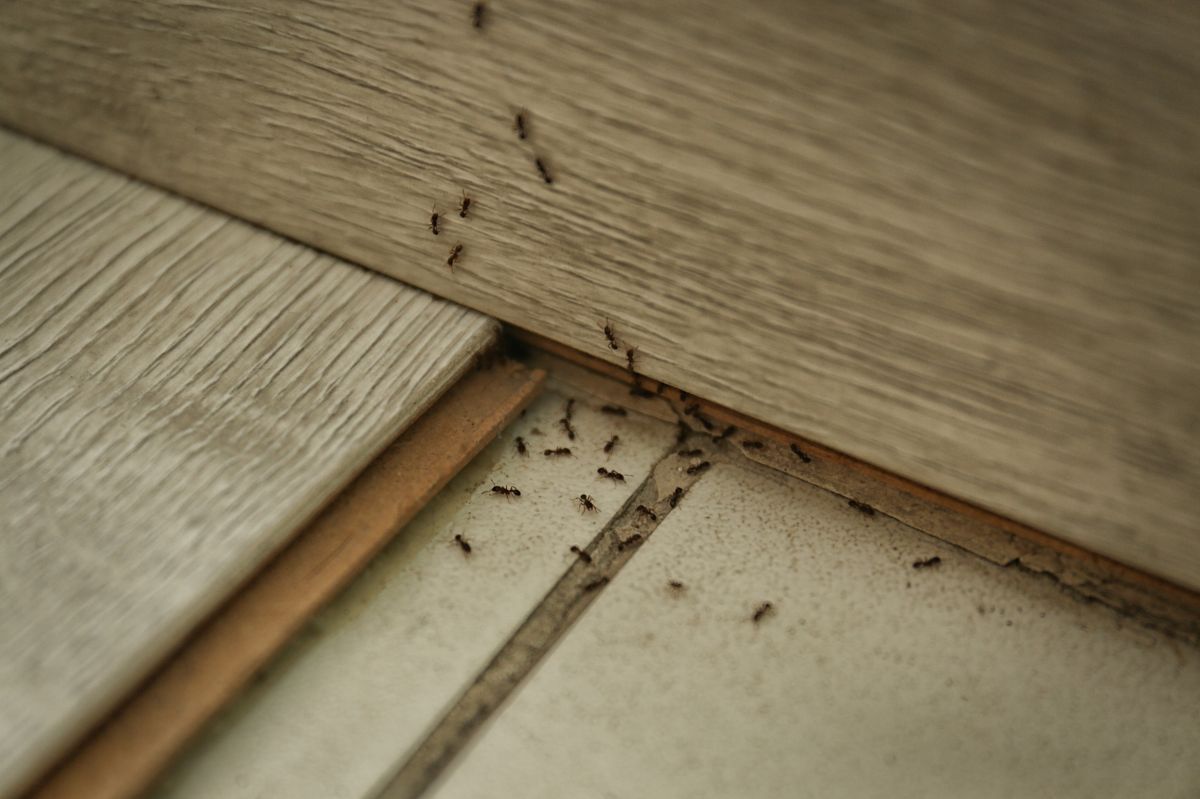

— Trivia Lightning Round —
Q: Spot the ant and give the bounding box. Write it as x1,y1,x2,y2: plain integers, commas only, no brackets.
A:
668,580,685,591
514,110,528,140
715,425,737,441
559,417,576,440
453,534,472,555
577,494,599,512
685,461,711,476
446,243,463,269
617,533,643,551
635,505,657,522
668,486,684,508
742,440,765,451
676,448,702,458
597,467,625,482
600,405,626,416
535,156,553,184
459,191,472,218
675,420,690,444
429,205,440,236
515,436,528,456
679,391,689,402
602,319,620,350
912,556,942,569
752,601,774,624
790,443,812,463
848,499,876,516
570,545,593,564
544,447,572,457
625,347,638,373
582,576,609,592
683,403,714,431
629,382,654,399
485,484,521,498
472,2,485,29
603,435,619,454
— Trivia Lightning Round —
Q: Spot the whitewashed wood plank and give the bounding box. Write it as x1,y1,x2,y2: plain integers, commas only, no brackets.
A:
0,130,498,798
0,1,1195,589
430,460,1200,799
150,389,678,799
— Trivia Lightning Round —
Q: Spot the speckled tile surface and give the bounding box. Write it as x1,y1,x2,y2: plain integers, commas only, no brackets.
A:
430,460,1200,799
151,390,677,799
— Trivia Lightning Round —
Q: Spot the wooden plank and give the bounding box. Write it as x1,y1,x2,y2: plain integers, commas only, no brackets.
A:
0,130,498,798
425,461,1200,799
1,1,1196,589
28,362,543,799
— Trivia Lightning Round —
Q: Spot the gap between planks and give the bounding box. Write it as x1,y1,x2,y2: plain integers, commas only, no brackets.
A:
375,438,711,799
511,328,1200,645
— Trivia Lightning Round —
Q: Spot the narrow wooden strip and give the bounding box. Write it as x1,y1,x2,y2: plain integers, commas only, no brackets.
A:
516,330,1200,644
29,362,544,799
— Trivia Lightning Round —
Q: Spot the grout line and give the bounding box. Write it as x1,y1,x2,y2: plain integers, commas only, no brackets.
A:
372,438,712,799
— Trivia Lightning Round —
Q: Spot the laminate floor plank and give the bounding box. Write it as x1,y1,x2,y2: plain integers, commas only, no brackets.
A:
1,0,1197,588
0,131,498,798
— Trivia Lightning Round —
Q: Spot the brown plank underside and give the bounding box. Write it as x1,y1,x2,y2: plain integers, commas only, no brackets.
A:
0,0,1197,588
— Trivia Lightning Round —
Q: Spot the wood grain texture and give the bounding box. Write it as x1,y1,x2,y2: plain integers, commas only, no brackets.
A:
0,1,1197,588
0,130,497,799
31,362,542,799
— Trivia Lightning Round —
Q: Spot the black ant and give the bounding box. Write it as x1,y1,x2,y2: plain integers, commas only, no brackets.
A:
570,545,593,564
668,487,684,508
676,448,702,458
453,534,472,554
582,576,609,592
514,110,528,140
668,580,685,591
715,425,737,441
447,243,463,269
600,405,626,416
459,191,472,218
515,436,528,456
790,443,812,463
617,533,643,551
603,435,619,454
597,467,625,482
485,484,521,498
685,461,711,476
912,556,942,569
544,447,572,457
848,499,876,516
577,494,599,512
559,417,576,440
602,319,619,350
535,156,553,184
675,420,690,444
742,440,765,451
472,2,485,29
752,601,774,624
635,505,657,522
625,347,637,373
683,403,714,431
429,205,440,236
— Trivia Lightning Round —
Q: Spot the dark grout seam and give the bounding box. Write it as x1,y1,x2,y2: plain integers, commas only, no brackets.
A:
373,441,711,799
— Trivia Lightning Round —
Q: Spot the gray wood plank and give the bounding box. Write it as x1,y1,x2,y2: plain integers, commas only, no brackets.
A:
0,1,1195,588
0,131,497,798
